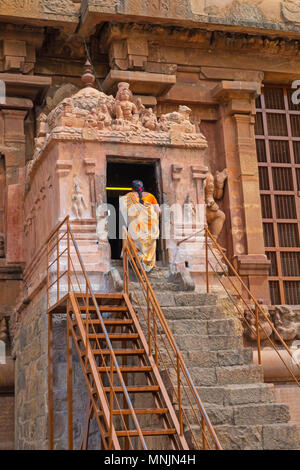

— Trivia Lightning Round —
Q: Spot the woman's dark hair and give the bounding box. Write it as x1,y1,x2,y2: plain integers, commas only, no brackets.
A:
132,180,144,205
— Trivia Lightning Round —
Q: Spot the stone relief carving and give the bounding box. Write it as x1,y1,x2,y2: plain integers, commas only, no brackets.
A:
42,0,77,15
273,305,297,342
27,72,207,184
244,301,272,342
71,177,87,219
282,0,300,24
205,168,228,242
96,196,109,243
0,0,38,12
184,194,196,225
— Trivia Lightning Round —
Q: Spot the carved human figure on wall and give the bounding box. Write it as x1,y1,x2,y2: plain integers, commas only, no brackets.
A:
85,102,112,130
184,194,196,225
137,98,158,131
205,169,228,242
96,196,109,243
114,82,139,124
71,178,87,219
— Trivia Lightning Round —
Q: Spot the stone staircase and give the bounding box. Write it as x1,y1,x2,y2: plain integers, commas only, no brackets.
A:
112,262,300,450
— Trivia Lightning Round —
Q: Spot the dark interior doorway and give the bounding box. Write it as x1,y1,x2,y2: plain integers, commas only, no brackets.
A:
106,159,162,260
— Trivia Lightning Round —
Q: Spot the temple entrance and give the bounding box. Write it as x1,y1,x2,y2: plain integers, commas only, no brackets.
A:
106,159,163,261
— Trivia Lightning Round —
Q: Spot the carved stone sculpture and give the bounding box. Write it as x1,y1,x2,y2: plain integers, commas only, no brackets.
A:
273,305,297,342
244,301,272,342
96,197,109,243
85,102,112,130
71,178,87,219
114,82,139,127
184,194,196,225
137,98,158,131
205,168,228,241
0,234,4,258
159,105,196,133
282,0,300,25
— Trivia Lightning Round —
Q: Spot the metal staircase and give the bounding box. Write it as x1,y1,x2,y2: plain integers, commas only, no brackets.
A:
46,217,222,450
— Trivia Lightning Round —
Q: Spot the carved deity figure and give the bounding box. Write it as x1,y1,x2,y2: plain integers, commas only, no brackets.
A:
114,82,139,123
137,98,158,131
71,179,87,219
205,169,228,242
184,194,196,225
85,102,112,130
96,196,109,243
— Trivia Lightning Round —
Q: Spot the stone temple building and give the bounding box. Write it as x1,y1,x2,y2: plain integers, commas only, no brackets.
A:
1,0,300,450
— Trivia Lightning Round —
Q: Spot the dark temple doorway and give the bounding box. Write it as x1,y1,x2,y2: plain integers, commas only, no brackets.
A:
106,159,163,261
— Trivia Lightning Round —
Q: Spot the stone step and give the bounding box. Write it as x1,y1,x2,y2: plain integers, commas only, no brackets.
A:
181,348,253,368
130,280,183,292
184,402,290,427
159,305,227,321
212,423,300,450
174,334,243,352
133,291,219,308
167,318,237,337
197,383,275,407
162,364,263,390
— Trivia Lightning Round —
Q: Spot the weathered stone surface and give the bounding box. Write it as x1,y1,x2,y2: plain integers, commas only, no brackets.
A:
214,424,263,450
262,423,300,450
233,403,290,426
215,364,263,385
80,0,300,35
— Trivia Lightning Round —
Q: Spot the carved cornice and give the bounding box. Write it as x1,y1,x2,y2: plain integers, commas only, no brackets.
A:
99,22,300,59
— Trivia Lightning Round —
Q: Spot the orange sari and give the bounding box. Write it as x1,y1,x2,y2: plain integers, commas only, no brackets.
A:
120,192,159,272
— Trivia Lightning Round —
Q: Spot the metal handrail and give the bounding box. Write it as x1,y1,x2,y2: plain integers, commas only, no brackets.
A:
204,226,300,387
122,228,222,450
46,216,147,450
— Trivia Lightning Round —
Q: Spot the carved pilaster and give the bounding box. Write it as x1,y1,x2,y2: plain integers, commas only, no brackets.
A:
212,79,270,302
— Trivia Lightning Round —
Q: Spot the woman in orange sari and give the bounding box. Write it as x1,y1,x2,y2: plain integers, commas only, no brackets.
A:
120,180,160,272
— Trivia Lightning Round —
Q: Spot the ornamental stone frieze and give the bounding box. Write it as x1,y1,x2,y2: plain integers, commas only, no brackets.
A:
26,62,207,185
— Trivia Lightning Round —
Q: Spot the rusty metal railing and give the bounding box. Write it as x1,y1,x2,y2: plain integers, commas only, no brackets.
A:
204,226,300,387
122,228,222,450
46,216,147,450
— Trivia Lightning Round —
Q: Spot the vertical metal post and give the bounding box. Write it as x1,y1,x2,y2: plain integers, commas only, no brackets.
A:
202,418,206,450
47,241,50,311
205,229,209,293
255,305,262,365
67,220,71,293
48,314,54,450
147,286,151,357
154,311,158,366
109,353,113,450
177,353,183,436
67,305,73,450
57,231,60,303
123,233,129,296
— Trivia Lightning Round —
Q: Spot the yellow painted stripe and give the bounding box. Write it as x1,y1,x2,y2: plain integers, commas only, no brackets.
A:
106,187,132,191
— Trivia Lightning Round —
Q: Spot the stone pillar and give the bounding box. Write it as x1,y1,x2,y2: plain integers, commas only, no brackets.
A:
212,80,270,303
0,102,32,265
